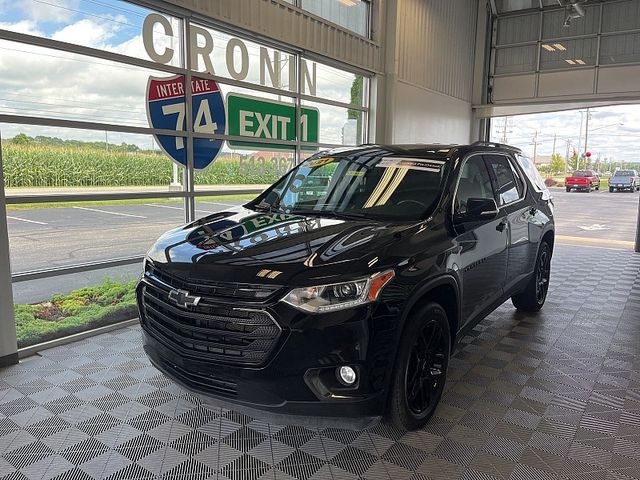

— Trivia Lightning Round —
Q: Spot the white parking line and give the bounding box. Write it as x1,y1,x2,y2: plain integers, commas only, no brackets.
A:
7,216,48,225
146,203,215,214
72,206,146,219
199,201,238,208
144,203,182,211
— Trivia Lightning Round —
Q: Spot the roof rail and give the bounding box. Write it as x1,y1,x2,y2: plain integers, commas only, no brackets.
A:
470,141,522,152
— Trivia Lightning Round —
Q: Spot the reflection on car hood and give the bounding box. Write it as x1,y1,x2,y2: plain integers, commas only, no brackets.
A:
146,207,418,285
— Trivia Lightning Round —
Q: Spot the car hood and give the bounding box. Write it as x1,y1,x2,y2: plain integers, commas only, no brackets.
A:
146,207,418,286
611,175,633,181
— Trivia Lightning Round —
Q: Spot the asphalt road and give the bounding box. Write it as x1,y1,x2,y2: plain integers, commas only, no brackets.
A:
7,190,640,303
551,188,639,246
8,199,245,304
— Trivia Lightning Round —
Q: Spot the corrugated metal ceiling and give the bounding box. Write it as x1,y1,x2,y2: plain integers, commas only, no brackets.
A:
496,0,616,14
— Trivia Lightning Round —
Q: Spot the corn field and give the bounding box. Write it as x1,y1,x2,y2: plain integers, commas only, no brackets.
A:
2,143,287,187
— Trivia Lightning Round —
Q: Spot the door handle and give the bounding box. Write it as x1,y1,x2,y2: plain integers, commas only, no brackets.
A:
496,220,507,232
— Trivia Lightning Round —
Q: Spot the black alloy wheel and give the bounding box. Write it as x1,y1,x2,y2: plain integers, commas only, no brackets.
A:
511,241,552,312
388,302,450,430
535,245,551,305
405,320,448,416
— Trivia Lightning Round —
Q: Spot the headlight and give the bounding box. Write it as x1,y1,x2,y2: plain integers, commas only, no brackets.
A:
282,270,395,313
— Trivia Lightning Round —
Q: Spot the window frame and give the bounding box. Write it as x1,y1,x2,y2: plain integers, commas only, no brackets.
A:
483,153,528,208
451,152,499,217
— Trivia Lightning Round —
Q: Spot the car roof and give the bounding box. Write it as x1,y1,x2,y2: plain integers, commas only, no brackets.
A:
321,142,522,160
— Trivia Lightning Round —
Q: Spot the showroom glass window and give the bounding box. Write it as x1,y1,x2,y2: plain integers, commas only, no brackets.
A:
300,0,370,37
0,0,371,347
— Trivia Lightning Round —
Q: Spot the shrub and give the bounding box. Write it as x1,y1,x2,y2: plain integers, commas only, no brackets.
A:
15,279,138,348
544,178,557,187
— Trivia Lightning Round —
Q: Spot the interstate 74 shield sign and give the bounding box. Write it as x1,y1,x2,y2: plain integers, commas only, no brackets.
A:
146,75,225,171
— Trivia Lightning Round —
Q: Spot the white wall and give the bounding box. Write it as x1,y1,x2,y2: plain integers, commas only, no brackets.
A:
392,81,473,144
378,0,482,144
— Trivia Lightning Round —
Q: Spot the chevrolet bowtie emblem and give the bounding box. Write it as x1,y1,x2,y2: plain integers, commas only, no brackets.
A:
168,289,201,308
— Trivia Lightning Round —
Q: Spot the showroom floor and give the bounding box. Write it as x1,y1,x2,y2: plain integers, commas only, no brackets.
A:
1,244,639,480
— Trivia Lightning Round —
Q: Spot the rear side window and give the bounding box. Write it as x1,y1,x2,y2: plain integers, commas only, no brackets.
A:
484,154,524,206
515,153,547,193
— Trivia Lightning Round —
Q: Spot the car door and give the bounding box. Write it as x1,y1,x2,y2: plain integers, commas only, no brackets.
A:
452,153,508,327
483,153,534,291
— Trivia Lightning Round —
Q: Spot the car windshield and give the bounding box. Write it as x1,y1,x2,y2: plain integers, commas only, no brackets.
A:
613,171,634,176
247,154,449,221
572,171,590,177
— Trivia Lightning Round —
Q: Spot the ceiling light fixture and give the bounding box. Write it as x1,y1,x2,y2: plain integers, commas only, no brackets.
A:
339,0,357,6
542,44,556,51
553,43,567,51
559,0,587,27
565,59,576,64
575,59,586,65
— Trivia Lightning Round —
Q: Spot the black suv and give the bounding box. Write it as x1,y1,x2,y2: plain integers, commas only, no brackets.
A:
137,142,555,430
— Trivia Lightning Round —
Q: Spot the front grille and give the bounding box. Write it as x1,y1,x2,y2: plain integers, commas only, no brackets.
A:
146,263,282,303
139,270,282,367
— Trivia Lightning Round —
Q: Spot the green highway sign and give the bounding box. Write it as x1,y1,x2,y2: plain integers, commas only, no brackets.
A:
227,93,319,150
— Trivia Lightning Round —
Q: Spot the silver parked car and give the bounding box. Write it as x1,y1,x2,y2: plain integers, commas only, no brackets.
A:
609,170,639,192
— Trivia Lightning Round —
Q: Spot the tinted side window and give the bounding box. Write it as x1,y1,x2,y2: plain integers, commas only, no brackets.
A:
454,155,495,214
484,154,522,206
508,157,525,197
515,153,547,192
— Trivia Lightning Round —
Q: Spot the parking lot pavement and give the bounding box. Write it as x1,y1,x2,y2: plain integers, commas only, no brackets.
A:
551,188,638,248
6,190,639,303
6,200,247,274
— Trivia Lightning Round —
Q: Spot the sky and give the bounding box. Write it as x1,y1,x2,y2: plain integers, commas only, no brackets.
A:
0,0,362,153
1,0,638,162
489,104,640,165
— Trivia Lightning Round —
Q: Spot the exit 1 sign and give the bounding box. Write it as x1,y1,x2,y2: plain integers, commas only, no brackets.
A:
226,93,319,150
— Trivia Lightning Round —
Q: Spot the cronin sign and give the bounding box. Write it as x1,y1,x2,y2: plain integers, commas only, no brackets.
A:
143,14,320,170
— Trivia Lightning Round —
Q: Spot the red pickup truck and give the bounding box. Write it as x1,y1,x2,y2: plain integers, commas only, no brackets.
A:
565,170,600,192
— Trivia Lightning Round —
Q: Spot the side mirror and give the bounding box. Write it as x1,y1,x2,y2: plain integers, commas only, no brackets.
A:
456,197,499,223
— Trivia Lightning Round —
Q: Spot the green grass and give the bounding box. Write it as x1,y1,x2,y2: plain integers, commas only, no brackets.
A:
15,279,138,348
2,142,286,188
5,194,258,211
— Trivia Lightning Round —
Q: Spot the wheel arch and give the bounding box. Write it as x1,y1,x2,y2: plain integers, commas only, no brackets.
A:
400,275,461,348
541,228,555,253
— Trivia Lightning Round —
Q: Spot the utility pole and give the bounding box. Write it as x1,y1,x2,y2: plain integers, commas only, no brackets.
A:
583,107,590,156
105,131,109,152
577,110,584,170
552,133,557,156
501,116,509,143
532,130,539,165
565,139,571,173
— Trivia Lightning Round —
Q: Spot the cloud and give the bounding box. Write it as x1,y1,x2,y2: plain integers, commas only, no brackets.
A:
0,19,42,36
20,0,80,23
52,17,123,49
491,104,640,163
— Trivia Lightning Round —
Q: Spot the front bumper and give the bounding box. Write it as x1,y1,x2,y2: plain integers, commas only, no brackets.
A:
137,279,399,423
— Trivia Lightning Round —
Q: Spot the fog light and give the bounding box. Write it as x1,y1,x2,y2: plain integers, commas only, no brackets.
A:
337,366,357,386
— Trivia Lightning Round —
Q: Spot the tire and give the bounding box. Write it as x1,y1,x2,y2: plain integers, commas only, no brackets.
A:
595,185,600,191
609,187,614,193
566,187,571,193
388,302,450,431
587,185,592,193
511,242,552,313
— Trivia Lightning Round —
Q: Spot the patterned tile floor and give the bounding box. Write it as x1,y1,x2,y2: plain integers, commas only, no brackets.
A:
1,244,640,480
